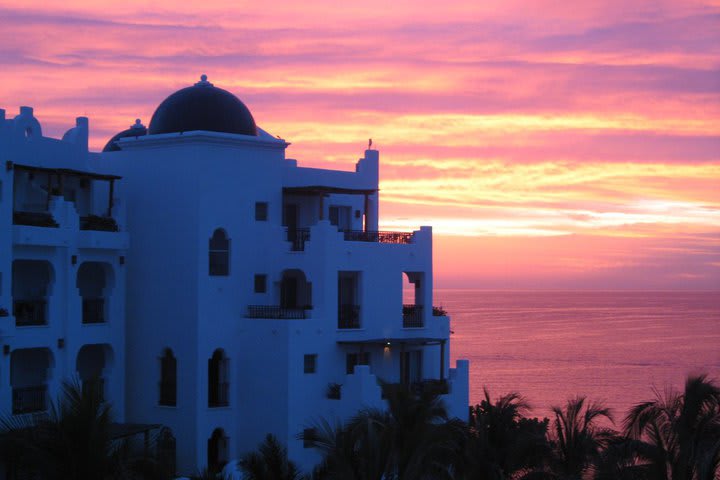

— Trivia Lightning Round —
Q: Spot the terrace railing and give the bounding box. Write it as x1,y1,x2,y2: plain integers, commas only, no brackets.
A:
402,304,424,328
286,228,310,251
13,299,47,326
12,211,59,228
247,305,309,319
80,215,119,232
12,385,47,414
343,230,413,244
338,304,361,329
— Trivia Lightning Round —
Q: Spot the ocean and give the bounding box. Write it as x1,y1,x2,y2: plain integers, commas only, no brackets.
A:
437,290,720,423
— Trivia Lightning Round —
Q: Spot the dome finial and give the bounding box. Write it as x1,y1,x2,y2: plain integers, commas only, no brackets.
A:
131,118,145,129
196,74,213,86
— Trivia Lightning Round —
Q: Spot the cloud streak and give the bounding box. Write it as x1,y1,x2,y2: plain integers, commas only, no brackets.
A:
1,0,718,288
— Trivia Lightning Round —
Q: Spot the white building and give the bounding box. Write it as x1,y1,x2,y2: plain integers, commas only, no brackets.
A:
0,75,469,475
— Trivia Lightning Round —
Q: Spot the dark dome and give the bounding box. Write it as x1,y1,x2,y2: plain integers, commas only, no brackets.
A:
103,119,147,152
148,75,257,136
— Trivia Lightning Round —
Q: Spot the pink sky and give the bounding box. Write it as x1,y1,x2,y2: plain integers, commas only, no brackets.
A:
2,0,718,289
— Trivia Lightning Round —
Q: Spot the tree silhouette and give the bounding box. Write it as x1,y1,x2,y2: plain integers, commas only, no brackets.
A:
624,374,720,480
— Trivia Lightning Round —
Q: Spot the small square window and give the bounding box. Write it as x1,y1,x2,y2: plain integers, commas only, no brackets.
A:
255,202,268,221
304,354,317,374
254,274,267,293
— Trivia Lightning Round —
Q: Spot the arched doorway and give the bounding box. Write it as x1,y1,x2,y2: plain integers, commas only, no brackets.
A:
76,344,113,401
207,428,228,473
208,349,228,407
280,269,311,309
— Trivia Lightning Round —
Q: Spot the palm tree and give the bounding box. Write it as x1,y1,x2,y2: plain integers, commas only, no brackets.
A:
238,434,303,480
303,385,465,480
623,374,720,480
0,378,166,480
523,396,616,480
0,378,118,479
302,414,391,480
464,389,550,479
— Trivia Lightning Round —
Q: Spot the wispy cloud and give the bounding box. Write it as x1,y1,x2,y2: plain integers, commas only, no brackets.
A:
1,0,718,288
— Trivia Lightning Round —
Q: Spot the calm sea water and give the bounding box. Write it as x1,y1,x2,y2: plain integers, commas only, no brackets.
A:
437,290,720,422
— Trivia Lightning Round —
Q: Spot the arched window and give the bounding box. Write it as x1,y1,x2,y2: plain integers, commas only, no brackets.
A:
159,349,177,406
208,349,229,407
209,229,229,276
207,428,228,473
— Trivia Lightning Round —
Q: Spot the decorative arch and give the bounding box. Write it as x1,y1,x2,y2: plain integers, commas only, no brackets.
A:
76,261,114,324
209,229,230,276
76,343,114,401
159,348,177,406
12,259,55,326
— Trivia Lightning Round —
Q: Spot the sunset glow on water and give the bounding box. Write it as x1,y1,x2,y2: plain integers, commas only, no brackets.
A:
441,290,720,420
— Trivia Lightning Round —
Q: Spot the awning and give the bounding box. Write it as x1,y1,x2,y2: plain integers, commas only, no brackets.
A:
283,186,376,196
11,163,122,181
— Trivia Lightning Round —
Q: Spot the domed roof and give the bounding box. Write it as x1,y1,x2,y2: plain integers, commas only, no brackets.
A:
103,119,147,152
148,75,257,136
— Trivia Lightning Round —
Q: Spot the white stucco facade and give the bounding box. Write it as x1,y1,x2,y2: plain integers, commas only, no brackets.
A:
0,77,469,475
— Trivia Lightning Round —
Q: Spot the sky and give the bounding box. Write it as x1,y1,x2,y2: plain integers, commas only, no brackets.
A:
1,0,719,290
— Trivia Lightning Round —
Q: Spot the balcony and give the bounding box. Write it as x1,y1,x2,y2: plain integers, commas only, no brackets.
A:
343,230,413,244
80,215,119,232
402,304,424,328
13,300,47,326
12,211,59,228
338,304,361,329
286,228,310,251
208,382,229,408
82,298,105,324
247,305,310,319
12,385,47,414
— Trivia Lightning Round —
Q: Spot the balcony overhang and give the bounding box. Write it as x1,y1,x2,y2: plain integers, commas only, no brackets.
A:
11,163,121,217
337,337,446,347
282,186,377,196
11,163,122,181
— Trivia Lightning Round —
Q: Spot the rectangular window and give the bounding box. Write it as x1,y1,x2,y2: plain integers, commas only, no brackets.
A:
255,202,268,221
304,354,317,374
346,352,370,374
254,274,267,293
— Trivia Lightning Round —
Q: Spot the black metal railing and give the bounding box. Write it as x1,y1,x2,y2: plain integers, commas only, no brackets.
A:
402,304,424,328
432,306,448,316
381,380,449,399
82,378,105,402
13,299,47,326
343,230,413,244
12,211,59,228
159,381,177,406
12,385,48,414
338,304,361,329
286,228,310,251
80,215,119,232
82,298,105,324
247,305,309,319
208,382,229,407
